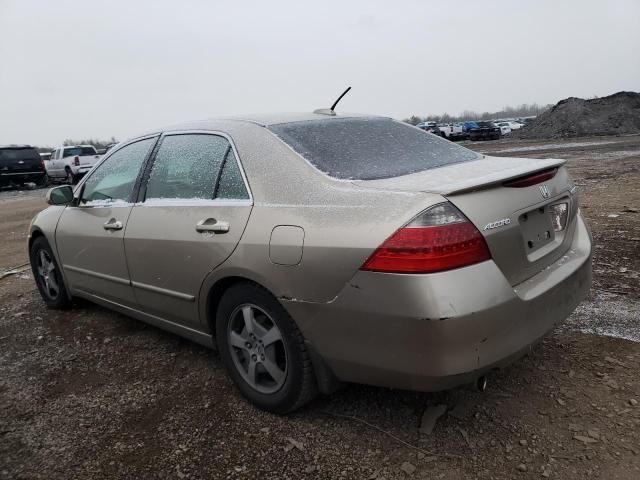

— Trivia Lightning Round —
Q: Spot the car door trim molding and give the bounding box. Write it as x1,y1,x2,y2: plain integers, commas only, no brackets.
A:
64,265,196,301
64,264,131,286
131,281,196,302
133,199,252,208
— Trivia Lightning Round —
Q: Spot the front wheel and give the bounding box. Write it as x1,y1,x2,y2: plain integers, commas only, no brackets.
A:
30,236,71,308
216,282,317,414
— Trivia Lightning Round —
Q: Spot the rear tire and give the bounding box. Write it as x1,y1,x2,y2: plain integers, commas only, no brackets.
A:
65,168,79,185
29,236,71,309
38,175,50,188
216,282,317,414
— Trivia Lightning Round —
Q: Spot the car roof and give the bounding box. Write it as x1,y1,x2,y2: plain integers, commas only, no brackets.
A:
159,111,385,132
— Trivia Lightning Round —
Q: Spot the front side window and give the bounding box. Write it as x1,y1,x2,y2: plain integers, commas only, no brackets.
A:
80,137,155,205
145,134,230,200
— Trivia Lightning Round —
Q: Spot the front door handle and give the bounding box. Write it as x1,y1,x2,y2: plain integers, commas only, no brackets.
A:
103,219,123,231
196,218,229,234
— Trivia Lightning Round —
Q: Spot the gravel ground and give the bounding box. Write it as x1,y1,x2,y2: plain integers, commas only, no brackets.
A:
1,135,639,479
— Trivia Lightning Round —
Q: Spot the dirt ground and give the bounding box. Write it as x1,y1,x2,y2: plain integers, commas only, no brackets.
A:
1,135,639,480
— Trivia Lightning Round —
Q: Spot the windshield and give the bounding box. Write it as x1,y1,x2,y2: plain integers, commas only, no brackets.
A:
269,118,479,180
63,146,96,158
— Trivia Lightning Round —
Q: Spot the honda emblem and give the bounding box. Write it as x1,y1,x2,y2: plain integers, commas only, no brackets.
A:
539,184,550,198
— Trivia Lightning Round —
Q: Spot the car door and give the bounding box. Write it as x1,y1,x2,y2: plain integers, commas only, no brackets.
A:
56,136,158,306
124,132,252,329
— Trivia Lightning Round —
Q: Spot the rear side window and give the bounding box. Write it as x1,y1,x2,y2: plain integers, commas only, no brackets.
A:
63,147,96,157
145,134,229,200
269,118,479,180
216,149,250,200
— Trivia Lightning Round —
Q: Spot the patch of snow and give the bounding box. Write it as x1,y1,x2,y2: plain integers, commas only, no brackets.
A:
493,140,618,154
561,292,640,343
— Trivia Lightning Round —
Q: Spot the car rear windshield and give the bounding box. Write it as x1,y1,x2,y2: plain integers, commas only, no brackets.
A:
269,118,479,180
63,147,96,158
0,147,40,161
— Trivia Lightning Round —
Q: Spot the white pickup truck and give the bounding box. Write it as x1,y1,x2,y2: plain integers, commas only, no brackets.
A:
437,123,465,140
45,145,101,184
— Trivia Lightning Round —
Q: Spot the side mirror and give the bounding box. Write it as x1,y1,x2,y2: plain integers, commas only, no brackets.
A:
46,185,74,205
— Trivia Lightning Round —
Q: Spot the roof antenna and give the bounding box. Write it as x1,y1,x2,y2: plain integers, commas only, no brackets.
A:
314,86,351,116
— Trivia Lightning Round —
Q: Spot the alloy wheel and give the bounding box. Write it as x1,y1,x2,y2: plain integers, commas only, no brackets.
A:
227,304,288,394
36,249,59,299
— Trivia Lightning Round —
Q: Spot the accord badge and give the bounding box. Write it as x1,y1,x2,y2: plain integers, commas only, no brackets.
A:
483,218,511,231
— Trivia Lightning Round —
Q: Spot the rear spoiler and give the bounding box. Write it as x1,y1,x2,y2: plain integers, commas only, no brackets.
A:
354,156,566,196
441,158,566,195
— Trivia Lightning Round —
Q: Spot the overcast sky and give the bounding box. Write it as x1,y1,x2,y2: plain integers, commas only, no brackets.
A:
1,0,638,146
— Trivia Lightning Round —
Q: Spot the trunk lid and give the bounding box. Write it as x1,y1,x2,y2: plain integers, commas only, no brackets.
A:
354,155,579,286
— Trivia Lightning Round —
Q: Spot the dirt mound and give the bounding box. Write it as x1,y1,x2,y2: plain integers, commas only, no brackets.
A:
519,91,640,139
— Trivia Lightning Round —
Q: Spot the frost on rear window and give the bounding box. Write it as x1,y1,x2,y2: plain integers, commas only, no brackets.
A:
146,134,229,201
269,118,479,180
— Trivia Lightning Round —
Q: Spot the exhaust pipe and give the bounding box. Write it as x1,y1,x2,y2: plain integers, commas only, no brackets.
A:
476,376,488,392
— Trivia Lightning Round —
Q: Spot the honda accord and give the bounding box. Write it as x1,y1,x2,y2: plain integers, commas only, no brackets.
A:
28,111,592,413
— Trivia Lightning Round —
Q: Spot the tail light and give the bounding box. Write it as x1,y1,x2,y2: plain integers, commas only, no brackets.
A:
360,203,491,274
74,156,80,166
40,159,45,170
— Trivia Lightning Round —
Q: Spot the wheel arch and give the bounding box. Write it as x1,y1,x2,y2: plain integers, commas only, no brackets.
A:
205,275,255,334
28,228,73,303
28,228,46,249
201,273,341,395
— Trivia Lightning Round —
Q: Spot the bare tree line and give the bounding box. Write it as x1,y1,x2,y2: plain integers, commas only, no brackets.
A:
403,103,552,125
63,137,118,149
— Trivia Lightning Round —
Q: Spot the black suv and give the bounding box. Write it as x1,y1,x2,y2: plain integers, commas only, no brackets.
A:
0,145,47,187
468,121,501,141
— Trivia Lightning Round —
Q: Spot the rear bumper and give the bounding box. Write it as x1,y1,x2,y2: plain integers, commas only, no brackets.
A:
0,171,46,185
284,213,592,391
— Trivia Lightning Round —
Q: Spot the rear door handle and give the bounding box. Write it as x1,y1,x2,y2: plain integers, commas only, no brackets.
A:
103,219,123,231
196,218,229,234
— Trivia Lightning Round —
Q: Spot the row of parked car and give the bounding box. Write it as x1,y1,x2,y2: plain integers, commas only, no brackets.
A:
0,143,118,188
416,119,528,141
